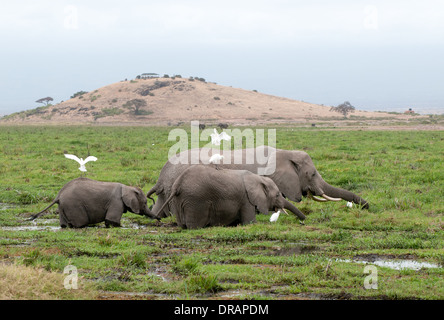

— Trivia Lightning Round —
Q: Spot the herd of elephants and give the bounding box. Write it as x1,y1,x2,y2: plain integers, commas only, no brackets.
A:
29,145,369,229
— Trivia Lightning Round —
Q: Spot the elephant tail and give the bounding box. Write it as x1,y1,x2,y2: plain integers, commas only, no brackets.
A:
156,195,173,217
146,183,164,205
26,198,59,221
156,178,182,215
156,165,191,216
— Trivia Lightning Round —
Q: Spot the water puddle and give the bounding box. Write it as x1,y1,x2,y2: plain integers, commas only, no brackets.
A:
0,203,15,211
272,243,319,256
1,219,151,231
215,289,245,299
122,222,147,229
338,255,441,270
98,291,177,300
1,219,60,231
2,225,61,231
149,268,170,282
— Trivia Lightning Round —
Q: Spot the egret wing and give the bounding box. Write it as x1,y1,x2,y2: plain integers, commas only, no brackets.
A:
210,133,221,145
64,154,81,164
219,132,231,141
84,156,98,163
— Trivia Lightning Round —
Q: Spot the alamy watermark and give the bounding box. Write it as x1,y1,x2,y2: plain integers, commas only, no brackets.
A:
363,5,378,30
64,5,79,30
364,265,378,289
167,121,277,175
64,265,78,290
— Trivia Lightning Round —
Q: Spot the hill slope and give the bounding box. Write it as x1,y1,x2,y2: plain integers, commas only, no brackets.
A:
2,77,404,125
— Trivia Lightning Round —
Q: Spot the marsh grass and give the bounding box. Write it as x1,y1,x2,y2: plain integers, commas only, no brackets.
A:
0,126,443,299
0,262,99,300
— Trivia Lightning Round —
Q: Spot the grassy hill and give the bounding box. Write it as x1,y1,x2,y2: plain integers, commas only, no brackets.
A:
1,76,411,126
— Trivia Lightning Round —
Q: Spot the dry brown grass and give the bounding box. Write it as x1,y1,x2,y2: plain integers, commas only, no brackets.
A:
2,77,413,126
0,263,98,300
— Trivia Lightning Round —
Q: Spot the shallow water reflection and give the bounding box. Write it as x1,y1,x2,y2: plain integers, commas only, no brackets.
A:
2,225,61,231
0,203,14,211
338,257,441,270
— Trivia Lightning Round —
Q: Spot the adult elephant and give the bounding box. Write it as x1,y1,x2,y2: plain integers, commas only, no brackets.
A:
147,146,369,219
157,164,305,229
28,177,157,228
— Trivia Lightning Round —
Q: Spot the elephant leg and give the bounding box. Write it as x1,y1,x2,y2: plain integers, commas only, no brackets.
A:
59,208,69,228
105,203,124,227
185,211,211,229
65,209,89,228
105,219,121,228
239,204,256,225
183,203,211,229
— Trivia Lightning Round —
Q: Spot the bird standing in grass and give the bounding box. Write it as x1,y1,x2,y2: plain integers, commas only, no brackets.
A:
269,209,289,222
64,154,97,172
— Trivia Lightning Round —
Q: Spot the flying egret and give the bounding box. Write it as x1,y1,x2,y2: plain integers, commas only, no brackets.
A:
64,154,97,172
269,208,289,222
210,128,231,146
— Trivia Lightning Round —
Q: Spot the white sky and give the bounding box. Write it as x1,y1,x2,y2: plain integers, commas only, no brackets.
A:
1,0,444,114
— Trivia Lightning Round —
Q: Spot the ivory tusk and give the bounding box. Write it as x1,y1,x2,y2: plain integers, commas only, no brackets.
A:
321,194,343,202
281,208,289,215
311,195,328,202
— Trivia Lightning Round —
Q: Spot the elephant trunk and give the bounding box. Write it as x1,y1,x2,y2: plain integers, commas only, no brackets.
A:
141,204,160,220
319,181,369,209
283,199,306,221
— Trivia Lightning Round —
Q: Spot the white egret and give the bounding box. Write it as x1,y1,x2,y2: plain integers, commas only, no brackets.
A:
64,154,97,172
209,154,224,164
209,153,224,169
346,202,353,208
269,210,280,222
210,128,231,146
269,208,289,222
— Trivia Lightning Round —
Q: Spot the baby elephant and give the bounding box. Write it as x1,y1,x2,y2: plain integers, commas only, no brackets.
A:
28,177,156,228
157,165,306,229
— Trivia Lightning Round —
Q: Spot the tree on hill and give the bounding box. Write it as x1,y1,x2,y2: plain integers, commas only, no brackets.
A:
330,101,355,118
124,99,147,115
36,97,54,106
71,91,88,99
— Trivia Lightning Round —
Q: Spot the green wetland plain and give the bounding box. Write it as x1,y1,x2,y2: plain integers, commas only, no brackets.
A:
0,125,443,300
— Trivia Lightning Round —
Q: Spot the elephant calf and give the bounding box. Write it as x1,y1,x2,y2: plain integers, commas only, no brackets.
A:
157,164,306,229
28,178,156,228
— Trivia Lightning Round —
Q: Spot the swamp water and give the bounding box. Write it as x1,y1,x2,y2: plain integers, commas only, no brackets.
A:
0,203,14,211
337,256,441,271
1,219,61,232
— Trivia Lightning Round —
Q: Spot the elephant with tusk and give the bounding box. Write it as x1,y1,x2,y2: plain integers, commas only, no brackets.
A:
308,192,342,202
147,146,369,219
155,164,305,229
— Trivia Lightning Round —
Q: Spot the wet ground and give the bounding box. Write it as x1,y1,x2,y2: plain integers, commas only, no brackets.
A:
2,219,441,272
0,203,14,211
1,220,61,232
345,254,441,270
1,207,442,300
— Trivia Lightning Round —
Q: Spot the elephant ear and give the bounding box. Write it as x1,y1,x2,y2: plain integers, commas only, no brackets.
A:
122,186,140,214
269,152,302,202
244,174,269,214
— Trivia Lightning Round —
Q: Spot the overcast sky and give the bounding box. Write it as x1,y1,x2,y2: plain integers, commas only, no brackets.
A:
1,0,444,115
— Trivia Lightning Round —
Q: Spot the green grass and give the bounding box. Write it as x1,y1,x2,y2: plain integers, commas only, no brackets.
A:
0,125,443,300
